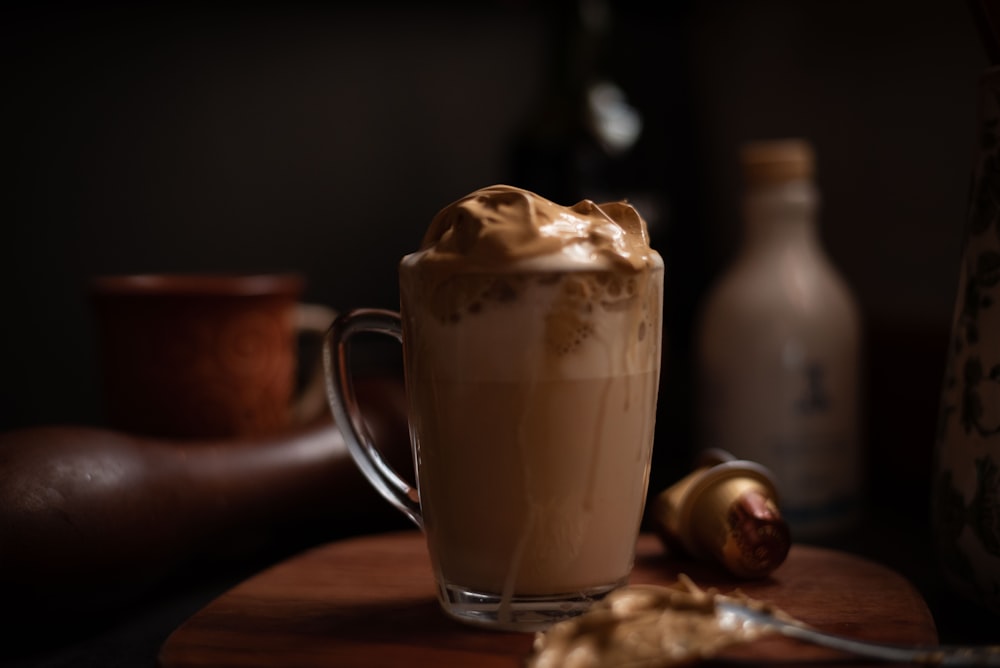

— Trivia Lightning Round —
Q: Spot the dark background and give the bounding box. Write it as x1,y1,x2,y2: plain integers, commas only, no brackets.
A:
4,0,983,500
1,0,992,665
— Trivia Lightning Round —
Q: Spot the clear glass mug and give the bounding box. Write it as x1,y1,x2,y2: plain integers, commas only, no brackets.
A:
323,260,663,631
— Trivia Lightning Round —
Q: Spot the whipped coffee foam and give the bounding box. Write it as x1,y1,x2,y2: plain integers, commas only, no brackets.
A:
399,185,663,606
401,185,663,381
412,184,659,275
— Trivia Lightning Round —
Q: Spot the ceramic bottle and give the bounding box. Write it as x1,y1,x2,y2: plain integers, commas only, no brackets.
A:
695,139,863,542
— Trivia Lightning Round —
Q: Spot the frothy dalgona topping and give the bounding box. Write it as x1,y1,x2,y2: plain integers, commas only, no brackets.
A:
402,185,663,327
413,185,659,273
400,185,663,379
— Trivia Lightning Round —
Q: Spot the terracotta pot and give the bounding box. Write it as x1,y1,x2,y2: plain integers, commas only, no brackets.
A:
91,273,335,440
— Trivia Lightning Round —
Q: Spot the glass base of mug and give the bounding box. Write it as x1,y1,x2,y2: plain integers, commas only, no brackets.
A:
437,578,627,632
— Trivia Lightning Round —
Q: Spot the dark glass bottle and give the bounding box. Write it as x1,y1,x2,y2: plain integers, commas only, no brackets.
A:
507,0,706,500
508,0,666,239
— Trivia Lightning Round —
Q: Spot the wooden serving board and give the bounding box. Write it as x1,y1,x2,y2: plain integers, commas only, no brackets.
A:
158,531,937,667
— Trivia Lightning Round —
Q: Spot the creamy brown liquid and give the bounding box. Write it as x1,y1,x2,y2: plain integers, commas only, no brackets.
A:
399,185,663,606
414,373,658,595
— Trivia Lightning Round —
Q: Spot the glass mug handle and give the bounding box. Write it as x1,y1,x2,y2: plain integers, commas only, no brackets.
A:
322,308,422,529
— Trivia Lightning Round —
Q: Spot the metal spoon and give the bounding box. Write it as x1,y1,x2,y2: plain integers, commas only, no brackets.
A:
529,583,1000,667
717,598,1000,666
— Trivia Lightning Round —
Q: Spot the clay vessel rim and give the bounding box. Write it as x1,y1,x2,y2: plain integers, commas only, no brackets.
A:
90,273,305,298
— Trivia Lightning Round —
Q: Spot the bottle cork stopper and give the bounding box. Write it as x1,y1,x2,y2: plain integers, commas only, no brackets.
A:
741,138,814,186
652,453,791,579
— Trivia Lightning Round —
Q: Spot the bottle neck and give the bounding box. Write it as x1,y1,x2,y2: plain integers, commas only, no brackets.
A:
741,179,820,250
545,0,613,96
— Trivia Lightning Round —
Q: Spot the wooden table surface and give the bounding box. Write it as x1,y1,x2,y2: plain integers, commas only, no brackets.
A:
158,531,938,667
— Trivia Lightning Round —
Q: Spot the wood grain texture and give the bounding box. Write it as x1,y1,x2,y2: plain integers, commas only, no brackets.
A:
158,531,938,667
